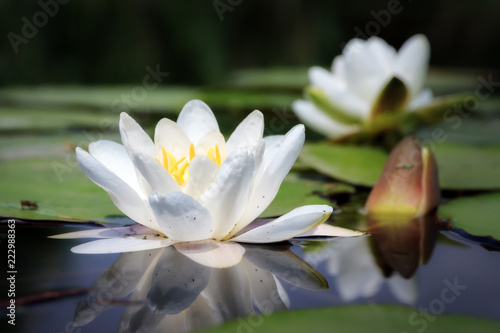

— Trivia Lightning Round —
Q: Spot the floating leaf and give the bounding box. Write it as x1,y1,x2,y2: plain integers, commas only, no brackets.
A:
0,86,298,114
299,143,387,187
439,192,500,240
260,172,354,218
198,304,500,333
0,157,121,221
433,142,500,190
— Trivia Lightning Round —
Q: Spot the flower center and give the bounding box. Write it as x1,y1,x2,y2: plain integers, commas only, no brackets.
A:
156,143,222,186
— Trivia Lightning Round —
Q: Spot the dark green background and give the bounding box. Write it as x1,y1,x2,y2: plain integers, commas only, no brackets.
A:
2,0,499,86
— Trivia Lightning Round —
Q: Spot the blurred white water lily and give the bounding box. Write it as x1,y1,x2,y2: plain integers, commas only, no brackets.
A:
293,34,444,140
52,100,361,253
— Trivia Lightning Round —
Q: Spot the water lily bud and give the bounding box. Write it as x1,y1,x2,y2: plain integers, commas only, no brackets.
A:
368,215,440,278
365,136,440,219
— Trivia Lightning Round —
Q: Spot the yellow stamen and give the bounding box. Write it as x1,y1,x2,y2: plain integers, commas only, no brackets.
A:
207,144,222,167
189,143,195,160
156,143,224,186
162,147,169,170
215,145,221,167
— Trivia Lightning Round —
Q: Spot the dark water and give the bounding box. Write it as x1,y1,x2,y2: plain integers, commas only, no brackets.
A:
1,222,500,333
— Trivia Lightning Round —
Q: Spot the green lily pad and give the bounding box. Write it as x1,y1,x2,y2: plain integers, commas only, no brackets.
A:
439,192,500,240
300,142,500,190
0,157,121,221
198,304,500,333
260,172,354,218
0,86,298,114
0,107,120,132
299,143,387,187
433,142,500,190
228,67,309,90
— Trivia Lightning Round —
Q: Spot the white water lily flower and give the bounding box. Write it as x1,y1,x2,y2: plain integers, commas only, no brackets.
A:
53,100,362,253
293,34,434,139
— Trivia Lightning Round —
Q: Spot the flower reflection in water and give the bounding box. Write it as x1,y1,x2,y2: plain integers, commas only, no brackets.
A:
302,215,440,305
73,242,328,333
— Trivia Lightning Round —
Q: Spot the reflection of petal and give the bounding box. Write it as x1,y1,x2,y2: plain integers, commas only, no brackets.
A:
242,263,289,313
147,246,212,314
200,265,253,320
243,244,328,290
71,237,174,254
327,236,383,301
174,241,245,268
387,274,418,305
73,249,162,326
119,303,166,333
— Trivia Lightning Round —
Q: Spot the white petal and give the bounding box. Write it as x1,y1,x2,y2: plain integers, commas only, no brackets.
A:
396,34,430,97
232,205,333,243
194,130,227,160
88,140,143,193
343,37,396,104
119,112,156,157
296,223,366,238
131,151,181,195
408,88,433,110
182,156,219,200
200,148,255,240
263,135,284,151
226,110,264,153
308,66,336,90
292,100,360,138
76,147,160,231
234,125,305,231
174,241,245,268
50,227,135,239
177,100,220,144
154,117,191,160
149,191,214,242
71,237,174,254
